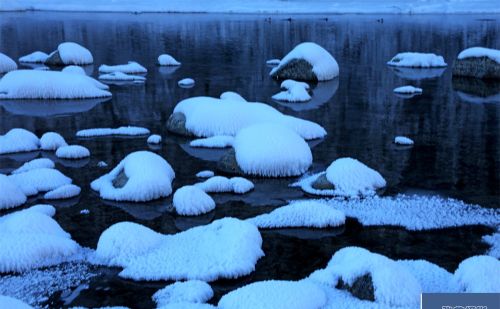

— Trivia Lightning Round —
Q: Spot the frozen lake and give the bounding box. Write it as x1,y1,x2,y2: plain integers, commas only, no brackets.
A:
0,12,499,308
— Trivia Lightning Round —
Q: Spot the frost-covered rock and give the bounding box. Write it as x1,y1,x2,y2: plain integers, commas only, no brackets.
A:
394,136,414,145
194,175,254,194
0,128,39,154
147,134,162,144
0,296,33,309
40,132,68,150
387,52,447,68
153,280,213,307
45,42,93,65
62,65,86,75
454,256,500,293
12,158,55,174
178,78,195,87
393,85,423,94
91,151,175,202
158,54,181,66
266,59,281,66
272,79,311,102
99,71,146,82
173,185,216,216
270,42,339,81
453,47,500,79
230,177,254,194
167,96,326,140
190,135,234,148
76,126,150,137
0,70,111,99
0,174,27,210
0,52,17,73
44,184,81,200
99,61,147,74
18,51,49,63
220,91,246,102
196,170,214,178
8,168,72,196
94,218,263,281
55,145,90,159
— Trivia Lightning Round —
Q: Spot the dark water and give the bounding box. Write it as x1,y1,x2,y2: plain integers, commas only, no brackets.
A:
0,12,499,308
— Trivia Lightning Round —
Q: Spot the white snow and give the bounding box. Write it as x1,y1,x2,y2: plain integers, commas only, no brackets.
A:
266,59,281,66
233,123,312,177
8,168,72,196
91,151,175,202
482,228,500,258
0,296,33,309
0,52,17,73
94,218,264,281
11,158,55,174
173,185,216,216
394,136,414,145
190,135,234,148
80,209,90,214
158,54,181,66
0,70,111,99
99,61,147,74
99,71,146,82
220,91,247,102
272,79,311,102
18,51,49,63
393,85,423,94
230,177,255,194
195,176,254,194
0,128,39,154
147,134,162,144
0,174,27,210
387,52,447,67
248,200,345,229
76,126,150,137
97,161,108,168
44,184,81,200
457,47,500,63
57,42,93,65
62,65,86,75
196,170,214,178
173,96,326,140
153,280,213,307
40,132,68,150
270,42,339,81
55,145,90,159
178,78,195,87
218,280,327,309
453,255,500,293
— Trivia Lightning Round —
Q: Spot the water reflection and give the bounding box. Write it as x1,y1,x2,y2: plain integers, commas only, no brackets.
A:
0,98,110,117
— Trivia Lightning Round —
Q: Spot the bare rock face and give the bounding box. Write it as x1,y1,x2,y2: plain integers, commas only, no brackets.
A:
217,148,244,175
166,112,194,137
452,57,500,79
336,274,375,302
44,50,64,66
270,59,318,82
112,169,128,188
311,173,335,190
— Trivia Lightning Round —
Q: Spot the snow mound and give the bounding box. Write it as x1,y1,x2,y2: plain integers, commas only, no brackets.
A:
9,168,72,196
233,123,312,177
94,218,263,281
55,145,90,159
482,228,500,258
190,135,234,148
230,177,254,194
266,59,281,66
18,51,49,63
44,184,81,200
0,174,27,210
99,71,146,82
387,52,447,67
147,134,162,144
195,176,254,194
0,128,39,154
91,151,175,202
394,136,414,145
12,158,55,174
158,54,181,66
0,52,17,73
76,126,150,137
99,61,147,74
458,47,500,63
196,170,214,178
220,91,246,102
57,42,93,65
61,65,86,75
393,85,423,94
272,79,311,102
248,200,345,228
178,78,195,87
173,185,216,216
454,256,500,292
0,296,33,309
270,42,339,81
218,280,327,309
0,70,111,99
153,280,213,307
40,132,68,150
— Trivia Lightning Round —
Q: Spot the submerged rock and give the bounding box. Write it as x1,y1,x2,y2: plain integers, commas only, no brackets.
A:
453,57,500,79
166,112,194,137
270,59,317,82
217,148,244,175
336,274,375,302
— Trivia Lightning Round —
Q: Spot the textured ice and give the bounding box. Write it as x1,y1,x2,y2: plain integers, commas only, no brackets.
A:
94,218,264,281
56,145,91,159
220,91,246,102
0,52,17,73
393,85,422,94
0,70,111,99
40,132,68,150
62,65,86,75
270,42,339,81
11,158,55,174
0,174,27,210
190,135,234,148
394,136,414,145
18,51,49,63
158,54,181,66
147,134,162,144
0,296,33,309
387,52,447,67
57,42,93,65
99,71,146,82
272,79,311,102
454,256,500,293
9,168,72,196
178,78,195,87
195,176,254,194
196,170,214,178
233,123,312,177
173,185,216,216
457,47,500,63
91,151,175,202
248,200,345,228
99,61,147,74
76,126,150,137
173,96,326,140
44,184,81,200
153,280,213,307
0,128,39,154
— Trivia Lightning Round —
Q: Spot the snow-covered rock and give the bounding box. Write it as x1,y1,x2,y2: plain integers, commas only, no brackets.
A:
46,42,93,65
0,296,33,309
97,161,108,168
94,218,263,281
11,158,55,174
272,79,311,102
0,70,111,99
44,184,81,200
230,177,254,194
393,85,423,94
220,91,246,102
61,65,86,75
196,170,214,178
40,132,68,150
394,136,414,145
0,174,27,210
91,151,175,202
454,255,500,293
55,145,90,159
99,71,146,82
387,52,447,67
99,61,147,74
190,135,234,148
270,42,339,81
453,47,500,79
0,128,39,154
178,78,195,87
483,228,500,258
18,51,49,63
158,54,181,66
153,280,213,307
194,175,254,194
76,126,150,137
8,168,72,196
147,134,162,144
173,185,216,216
0,52,17,73
248,200,345,229
458,47,500,63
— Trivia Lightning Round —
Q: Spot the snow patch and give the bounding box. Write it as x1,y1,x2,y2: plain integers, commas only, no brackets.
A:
0,296,33,309
195,176,254,194
220,91,246,102
62,65,86,75
173,185,216,216
76,126,150,137
99,61,147,74
190,135,234,148
272,79,311,102
266,59,281,66
55,145,90,159
178,78,195,87
387,52,447,67
394,136,414,145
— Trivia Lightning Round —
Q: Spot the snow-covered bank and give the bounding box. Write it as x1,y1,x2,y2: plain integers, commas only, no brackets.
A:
1,0,500,13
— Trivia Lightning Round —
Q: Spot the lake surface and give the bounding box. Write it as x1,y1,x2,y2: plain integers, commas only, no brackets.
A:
0,12,499,308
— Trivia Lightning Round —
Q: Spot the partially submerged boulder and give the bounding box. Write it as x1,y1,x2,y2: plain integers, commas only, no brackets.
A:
217,148,244,175
166,112,194,137
45,42,93,66
452,47,500,79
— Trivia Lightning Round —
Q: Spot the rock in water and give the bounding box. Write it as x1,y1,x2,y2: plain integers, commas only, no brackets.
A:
217,148,244,175
270,59,317,81
453,57,500,79
166,112,194,137
44,50,64,66
311,173,335,190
